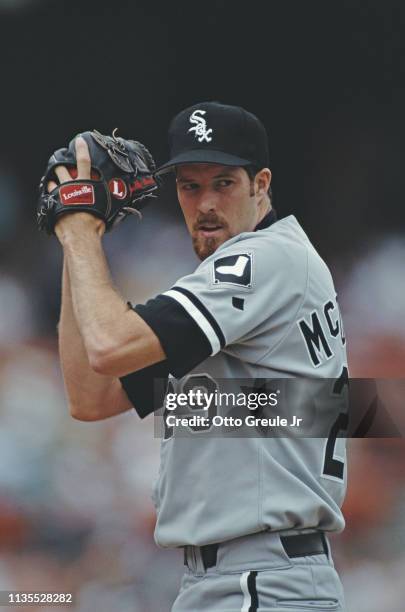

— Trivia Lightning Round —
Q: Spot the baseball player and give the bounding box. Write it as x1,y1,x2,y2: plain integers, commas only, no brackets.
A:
44,102,348,611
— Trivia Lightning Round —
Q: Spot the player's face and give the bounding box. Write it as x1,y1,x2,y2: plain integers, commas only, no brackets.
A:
176,164,262,260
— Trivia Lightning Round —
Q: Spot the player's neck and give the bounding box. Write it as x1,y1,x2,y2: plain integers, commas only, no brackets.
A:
255,207,277,231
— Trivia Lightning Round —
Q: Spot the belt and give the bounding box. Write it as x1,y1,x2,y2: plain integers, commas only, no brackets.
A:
184,532,329,571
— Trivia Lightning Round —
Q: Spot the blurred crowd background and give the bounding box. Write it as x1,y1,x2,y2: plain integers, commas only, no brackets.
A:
0,0,405,610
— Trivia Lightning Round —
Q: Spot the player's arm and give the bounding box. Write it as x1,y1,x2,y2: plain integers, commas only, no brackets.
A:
52,137,166,381
57,211,166,377
41,134,166,420
59,256,133,421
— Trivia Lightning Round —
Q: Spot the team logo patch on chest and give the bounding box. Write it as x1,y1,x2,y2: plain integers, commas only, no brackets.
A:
213,253,252,287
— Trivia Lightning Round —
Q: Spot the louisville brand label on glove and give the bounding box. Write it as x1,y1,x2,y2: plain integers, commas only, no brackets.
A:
59,184,95,206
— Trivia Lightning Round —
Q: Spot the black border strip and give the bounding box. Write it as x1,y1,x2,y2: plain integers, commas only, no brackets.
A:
247,570,258,612
171,286,226,349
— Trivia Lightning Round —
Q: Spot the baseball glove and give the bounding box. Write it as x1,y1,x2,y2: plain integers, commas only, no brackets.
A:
37,129,158,234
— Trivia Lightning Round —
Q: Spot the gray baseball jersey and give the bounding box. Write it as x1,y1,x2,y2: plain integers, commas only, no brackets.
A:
120,213,348,548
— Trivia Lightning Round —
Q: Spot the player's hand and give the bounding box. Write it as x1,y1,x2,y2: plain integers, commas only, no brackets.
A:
48,137,106,244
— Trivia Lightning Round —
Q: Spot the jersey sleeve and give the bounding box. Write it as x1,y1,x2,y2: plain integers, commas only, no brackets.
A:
119,360,169,419
132,234,308,379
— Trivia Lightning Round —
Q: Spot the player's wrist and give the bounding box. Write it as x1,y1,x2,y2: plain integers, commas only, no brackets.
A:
55,213,105,246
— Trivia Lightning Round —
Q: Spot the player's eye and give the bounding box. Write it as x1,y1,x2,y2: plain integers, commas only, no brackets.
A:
181,183,199,191
215,179,233,189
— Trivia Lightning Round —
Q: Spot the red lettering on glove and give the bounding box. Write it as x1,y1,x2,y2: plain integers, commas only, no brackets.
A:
129,176,156,194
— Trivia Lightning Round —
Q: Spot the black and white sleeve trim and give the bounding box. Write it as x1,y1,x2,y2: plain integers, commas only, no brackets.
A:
163,286,226,354
133,290,225,379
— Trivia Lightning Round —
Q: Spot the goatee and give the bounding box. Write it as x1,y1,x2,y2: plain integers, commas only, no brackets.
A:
192,236,219,261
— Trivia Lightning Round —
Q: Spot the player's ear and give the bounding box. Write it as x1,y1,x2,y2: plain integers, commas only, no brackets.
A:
255,168,272,196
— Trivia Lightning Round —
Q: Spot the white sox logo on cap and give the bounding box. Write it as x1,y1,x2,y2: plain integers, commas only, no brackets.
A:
188,109,213,143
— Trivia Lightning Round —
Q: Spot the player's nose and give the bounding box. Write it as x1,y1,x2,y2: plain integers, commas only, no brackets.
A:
196,190,219,213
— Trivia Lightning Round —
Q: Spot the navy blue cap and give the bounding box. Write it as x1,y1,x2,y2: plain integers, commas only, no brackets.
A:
156,101,269,175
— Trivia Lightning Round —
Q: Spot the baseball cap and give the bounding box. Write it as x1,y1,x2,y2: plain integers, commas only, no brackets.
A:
155,101,270,175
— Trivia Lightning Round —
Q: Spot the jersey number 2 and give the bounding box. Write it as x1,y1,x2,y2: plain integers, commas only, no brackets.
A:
322,366,349,480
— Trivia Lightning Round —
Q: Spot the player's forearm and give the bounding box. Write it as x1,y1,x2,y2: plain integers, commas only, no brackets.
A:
58,257,127,420
61,230,133,367
60,229,164,376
